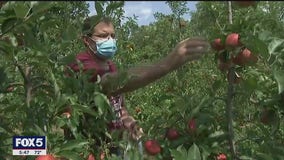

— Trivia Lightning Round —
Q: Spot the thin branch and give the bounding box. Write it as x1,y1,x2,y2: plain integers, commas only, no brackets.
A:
31,83,52,92
8,82,24,87
24,66,32,107
228,1,233,25
14,63,28,83
14,61,33,107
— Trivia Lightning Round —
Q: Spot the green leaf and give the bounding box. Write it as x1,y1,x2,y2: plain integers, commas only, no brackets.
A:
72,104,97,117
0,67,7,86
1,17,18,34
62,25,78,42
39,19,60,32
239,155,254,160
95,1,104,16
273,70,284,94
21,24,44,51
0,126,8,133
187,143,201,160
56,150,84,160
243,76,258,91
106,1,124,15
49,69,60,98
256,152,274,160
170,145,188,160
0,40,13,56
31,2,53,15
14,3,30,19
242,34,269,59
198,145,211,160
211,80,222,93
34,124,46,136
258,31,273,42
190,95,209,118
268,38,284,55
94,92,110,116
58,139,89,151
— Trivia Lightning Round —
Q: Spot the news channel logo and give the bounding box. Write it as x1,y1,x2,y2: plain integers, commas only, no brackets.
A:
12,136,47,156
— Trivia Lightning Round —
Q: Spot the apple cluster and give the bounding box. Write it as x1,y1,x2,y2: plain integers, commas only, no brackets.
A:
143,118,197,156
211,33,258,84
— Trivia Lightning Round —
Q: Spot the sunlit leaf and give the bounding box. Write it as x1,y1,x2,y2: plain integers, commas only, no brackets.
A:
268,38,284,55
14,3,30,19
95,1,104,16
31,2,53,15
273,70,284,94
1,17,18,34
56,150,85,160
106,1,124,15
58,139,89,151
188,143,201,160
62,25,78,42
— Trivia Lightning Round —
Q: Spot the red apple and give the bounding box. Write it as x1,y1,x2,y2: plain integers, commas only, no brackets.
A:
188,118,196,133
35,154,56,160
100,152,105,160
232,48,258,66
227,71,242,84
88,153,95,160
225,33,242,48
235,1,257,7
166,128,179,140
211,38,225,51
144,140,161,156
217,153,227,160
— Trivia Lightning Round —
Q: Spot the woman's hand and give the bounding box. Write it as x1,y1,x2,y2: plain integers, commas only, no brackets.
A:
173,37,210,61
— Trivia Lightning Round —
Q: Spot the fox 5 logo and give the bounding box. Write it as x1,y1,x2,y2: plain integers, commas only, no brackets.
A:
13,136,46,149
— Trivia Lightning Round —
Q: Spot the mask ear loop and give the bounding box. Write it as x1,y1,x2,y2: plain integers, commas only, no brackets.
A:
84,36,98,54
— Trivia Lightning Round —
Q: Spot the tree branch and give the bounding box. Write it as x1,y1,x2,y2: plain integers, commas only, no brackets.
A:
31,82,52,92
8,82,24,87
228,1,233,25
14,62,33,107
24,66,32,107
14,63,28,84
226,2,238,160
226,67,238,159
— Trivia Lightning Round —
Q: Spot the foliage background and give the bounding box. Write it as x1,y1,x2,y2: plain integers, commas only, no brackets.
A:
0,1,284,160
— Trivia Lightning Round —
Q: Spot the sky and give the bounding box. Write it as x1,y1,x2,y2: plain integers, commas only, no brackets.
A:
87,1,198,26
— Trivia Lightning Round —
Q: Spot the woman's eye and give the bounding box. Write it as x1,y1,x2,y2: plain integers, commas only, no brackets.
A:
94,33,115,38
100,34,108,38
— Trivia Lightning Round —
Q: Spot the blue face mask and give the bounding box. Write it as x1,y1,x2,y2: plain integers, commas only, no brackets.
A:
88,37,117,59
